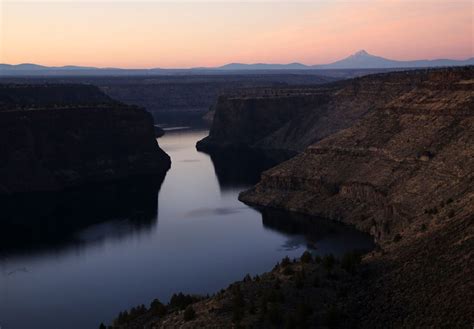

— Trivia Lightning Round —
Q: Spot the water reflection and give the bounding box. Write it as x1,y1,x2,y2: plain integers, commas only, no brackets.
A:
0,128,373,329
259,207,374,256
200,145,373,256
202,148,295,191
0,174,165,256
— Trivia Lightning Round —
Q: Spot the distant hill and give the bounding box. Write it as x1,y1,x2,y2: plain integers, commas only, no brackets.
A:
217,50,473,70
1,50,472,76
218,62,308,70
312,50,474,69
0,63,47,71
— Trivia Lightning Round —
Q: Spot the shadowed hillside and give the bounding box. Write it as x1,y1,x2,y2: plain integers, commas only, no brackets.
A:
0,84,170,194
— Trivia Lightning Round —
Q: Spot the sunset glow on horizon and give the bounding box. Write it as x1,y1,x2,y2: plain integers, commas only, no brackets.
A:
1,0,473,68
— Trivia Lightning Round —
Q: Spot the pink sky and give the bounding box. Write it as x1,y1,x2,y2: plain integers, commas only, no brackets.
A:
1,1,472,68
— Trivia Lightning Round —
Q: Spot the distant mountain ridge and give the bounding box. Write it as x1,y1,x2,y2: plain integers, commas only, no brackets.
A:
218,50,474,70
312,50,474,69
218,62,309,70
1,50,473,76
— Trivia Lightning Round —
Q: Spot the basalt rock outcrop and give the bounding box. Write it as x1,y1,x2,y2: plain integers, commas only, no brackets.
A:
239,67,474,242
197,88,332,151
198,67,474,154
0,84,170,194
238,67,474,327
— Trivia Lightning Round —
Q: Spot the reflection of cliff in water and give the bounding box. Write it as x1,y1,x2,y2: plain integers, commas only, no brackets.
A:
202,146,374,255
0,174,165,255
202,148,294,190
259,208,374,256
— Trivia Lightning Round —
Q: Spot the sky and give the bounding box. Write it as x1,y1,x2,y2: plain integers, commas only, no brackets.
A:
1,0,473,68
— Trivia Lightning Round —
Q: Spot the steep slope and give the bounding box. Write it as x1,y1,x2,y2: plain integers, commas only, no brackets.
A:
0,84,170,194
199,68,474,153
197,87,332,152
240,67,473,242
237,67,474,327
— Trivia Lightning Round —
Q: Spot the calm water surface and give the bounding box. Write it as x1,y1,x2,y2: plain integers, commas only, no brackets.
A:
0,128,373,329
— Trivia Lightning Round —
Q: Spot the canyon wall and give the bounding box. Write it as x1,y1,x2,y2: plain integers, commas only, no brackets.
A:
0,84,170,194
198,67,474,154
203,67,474,327
238,68,474,326
197,90,331,151
0,75,337,123
239,67,473,243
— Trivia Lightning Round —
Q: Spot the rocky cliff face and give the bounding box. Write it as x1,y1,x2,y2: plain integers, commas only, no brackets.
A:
237,67,474,326
197,88,332,151
198,67,474,154
239,67,473,242
0,84,170,194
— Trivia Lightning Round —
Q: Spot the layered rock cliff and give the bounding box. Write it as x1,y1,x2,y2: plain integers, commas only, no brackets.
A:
238,67,474,327
197,88,332,151
240,67,473,242
198,67,474,154
0,84,170,194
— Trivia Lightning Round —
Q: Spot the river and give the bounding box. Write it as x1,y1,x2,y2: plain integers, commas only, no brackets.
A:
0,127,373,329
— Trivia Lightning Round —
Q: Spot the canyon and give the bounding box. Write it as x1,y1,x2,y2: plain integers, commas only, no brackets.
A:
112,67,473,328
237,67,474,327
233,67,473,240
0,75,337,123
1,67,471,328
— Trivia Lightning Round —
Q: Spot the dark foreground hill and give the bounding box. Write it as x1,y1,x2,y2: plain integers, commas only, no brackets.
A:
0,84,170,194
110,67,473,328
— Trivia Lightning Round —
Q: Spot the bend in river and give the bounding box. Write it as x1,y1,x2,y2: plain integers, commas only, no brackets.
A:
0,128,373,329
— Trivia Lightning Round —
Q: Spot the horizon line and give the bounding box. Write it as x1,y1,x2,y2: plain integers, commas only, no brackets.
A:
1,51,474,70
